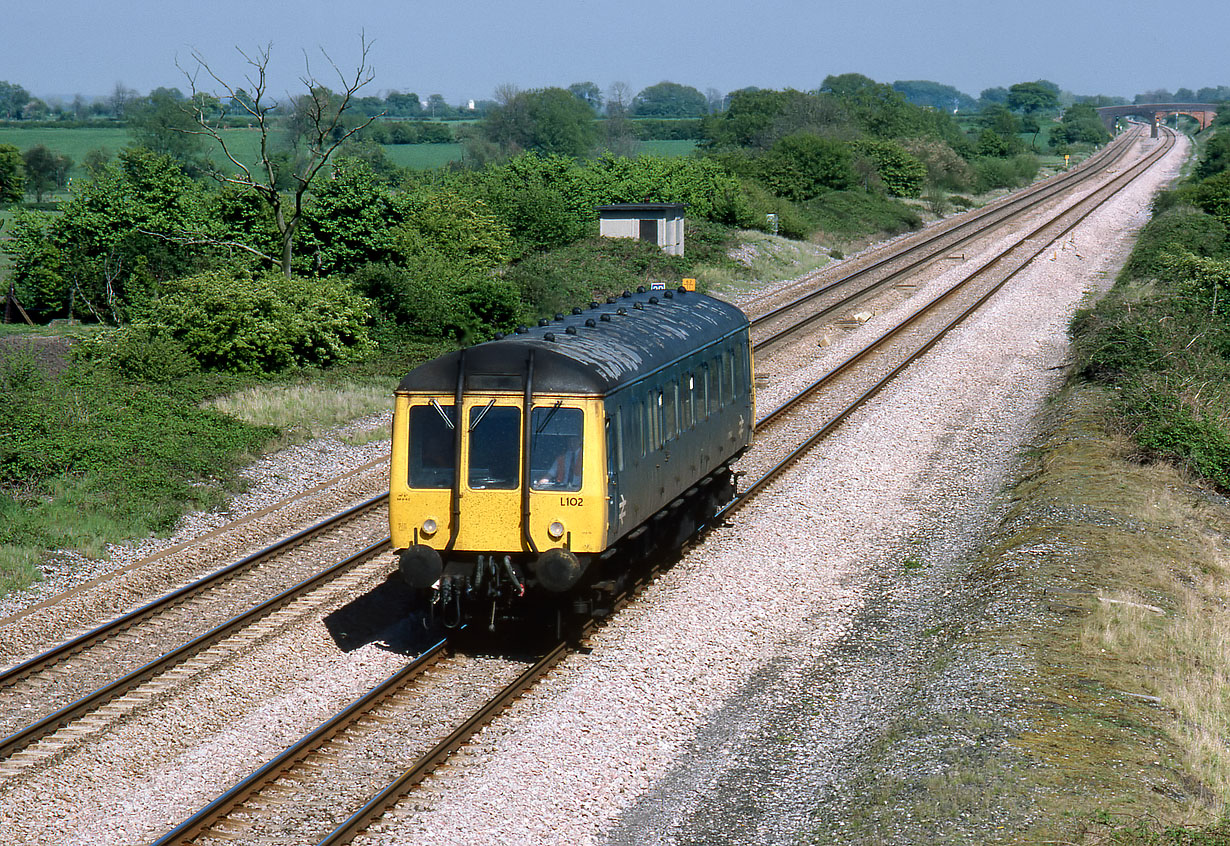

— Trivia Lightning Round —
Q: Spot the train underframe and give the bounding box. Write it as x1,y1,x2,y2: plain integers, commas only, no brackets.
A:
397,465,739,632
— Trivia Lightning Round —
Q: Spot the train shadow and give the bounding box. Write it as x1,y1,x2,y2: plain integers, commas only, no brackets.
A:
323,574,439,656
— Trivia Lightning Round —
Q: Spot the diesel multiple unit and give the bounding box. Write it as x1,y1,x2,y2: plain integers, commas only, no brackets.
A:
389,286,754,628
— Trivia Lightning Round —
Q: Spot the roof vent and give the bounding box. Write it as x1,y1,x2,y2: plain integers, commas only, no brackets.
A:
494,332,505,341
664,290,674,299
607,296,617,304
648,296,659,305
622,290,633,298
600,314,612,322
637,286,646,294
572,307,583,315
538,318,550,327
585,318,597,328
589,301,599,309
617,307,627,315
634,302,644,310
677,286,688,295
544,332,557,342
565,326,577,335
516,325,528,334
554,313,565,321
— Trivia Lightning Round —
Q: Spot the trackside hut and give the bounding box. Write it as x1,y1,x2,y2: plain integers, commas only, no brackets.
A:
596,203,685,256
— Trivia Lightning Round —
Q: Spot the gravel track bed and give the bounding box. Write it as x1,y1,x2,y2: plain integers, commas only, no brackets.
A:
343,134,1182,845
0,507,391,741
0,555,523,844
0,417,392,655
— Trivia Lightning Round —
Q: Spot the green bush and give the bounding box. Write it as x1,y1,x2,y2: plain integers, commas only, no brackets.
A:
74,324,200,382
850,139,927,197
1121,206,1227,280
1130,389,1230,491
145,269,373,374
801,190,922,238
971,153,1039,192
755,132,854,201
504,236,690,318
351,258,521,342
0,354,274,544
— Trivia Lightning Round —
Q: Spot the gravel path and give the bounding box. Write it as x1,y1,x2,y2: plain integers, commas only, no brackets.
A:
353,133,1185,845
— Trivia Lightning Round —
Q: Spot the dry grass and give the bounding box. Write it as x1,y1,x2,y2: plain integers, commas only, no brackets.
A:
206,382,391,447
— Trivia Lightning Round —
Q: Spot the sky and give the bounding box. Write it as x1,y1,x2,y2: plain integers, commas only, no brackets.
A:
4,0,1227,105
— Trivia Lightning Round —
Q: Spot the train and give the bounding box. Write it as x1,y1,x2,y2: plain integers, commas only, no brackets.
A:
388,285,754,630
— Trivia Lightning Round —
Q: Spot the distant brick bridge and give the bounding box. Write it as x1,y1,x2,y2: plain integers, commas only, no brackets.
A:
1097,103,1219,136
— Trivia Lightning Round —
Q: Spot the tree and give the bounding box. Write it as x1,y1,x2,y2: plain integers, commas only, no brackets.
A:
181,37,379,278
568,82,603,113
756,132,854,200
128,87,211,170
22,145,59,201
481,87,598,157
632,81,708,118
892,80,977,113
1006,82,1059,116
109,82,138,119
0,81,31,119
979,87,1010,106
0,144,24,202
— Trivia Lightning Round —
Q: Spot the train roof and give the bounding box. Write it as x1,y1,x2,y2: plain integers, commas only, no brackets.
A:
397,287,749,395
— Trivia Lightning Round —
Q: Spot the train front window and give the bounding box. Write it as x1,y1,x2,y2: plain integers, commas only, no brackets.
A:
530,406,584,491
467,405,521,489
408,403,456,489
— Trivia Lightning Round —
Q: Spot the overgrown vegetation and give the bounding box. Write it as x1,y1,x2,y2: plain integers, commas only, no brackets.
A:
1071,123,1230,494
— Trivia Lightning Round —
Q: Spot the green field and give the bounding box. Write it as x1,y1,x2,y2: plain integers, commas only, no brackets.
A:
0,127,698,179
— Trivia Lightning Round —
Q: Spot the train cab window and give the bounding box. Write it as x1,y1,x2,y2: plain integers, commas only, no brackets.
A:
529,406,584,491
408,403,456,489
468,405,521,489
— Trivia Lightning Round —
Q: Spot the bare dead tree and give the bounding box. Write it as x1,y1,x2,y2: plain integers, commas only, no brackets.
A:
179,36,379,278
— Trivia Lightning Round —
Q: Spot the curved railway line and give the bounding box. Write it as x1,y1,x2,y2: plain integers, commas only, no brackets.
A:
31,125,1170,846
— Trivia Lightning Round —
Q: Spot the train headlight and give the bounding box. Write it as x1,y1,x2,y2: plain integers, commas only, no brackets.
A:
548,521,565,540
421,518,438,537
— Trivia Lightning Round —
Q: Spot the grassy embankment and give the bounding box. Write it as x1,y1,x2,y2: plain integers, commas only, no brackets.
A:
829,124,1230,844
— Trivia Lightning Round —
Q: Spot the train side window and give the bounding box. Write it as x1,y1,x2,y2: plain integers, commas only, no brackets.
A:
683,373,694,430
664,381,678,441
700,365,710,420
650,391,663,450
728,349,738,397
408,403,456,489
613,408,624,472
639,400,649,454
714,354,725,409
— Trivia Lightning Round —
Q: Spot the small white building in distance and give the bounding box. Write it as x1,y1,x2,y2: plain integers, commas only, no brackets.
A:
595,203,685,256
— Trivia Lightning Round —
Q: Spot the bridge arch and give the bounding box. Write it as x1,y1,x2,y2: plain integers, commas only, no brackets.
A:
1096,103,1219,135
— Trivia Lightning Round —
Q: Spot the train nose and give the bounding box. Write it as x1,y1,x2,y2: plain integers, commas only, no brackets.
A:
536,548,586,593
398,544,444,589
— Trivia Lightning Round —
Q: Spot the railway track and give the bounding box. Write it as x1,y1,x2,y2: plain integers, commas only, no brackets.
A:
0,494,391,763
742,127,1138,342
129,127,1175,846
